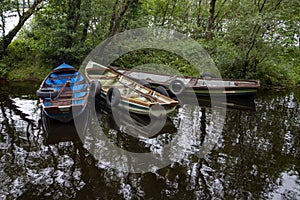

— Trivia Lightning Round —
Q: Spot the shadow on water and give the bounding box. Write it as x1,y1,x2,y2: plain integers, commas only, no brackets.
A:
0,81,299,199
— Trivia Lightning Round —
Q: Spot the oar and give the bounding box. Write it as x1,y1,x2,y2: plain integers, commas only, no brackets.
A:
53,79,71,101
107,66,161,102
117,75,159,102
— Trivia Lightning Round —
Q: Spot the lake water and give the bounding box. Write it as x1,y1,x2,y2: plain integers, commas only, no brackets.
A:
0,81,299,199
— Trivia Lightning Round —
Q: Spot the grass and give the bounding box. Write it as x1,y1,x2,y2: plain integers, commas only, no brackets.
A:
7,65,51,82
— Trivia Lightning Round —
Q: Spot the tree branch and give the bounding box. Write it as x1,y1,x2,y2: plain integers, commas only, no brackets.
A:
107,0,132,38
161,0,170,26
205,0,217,41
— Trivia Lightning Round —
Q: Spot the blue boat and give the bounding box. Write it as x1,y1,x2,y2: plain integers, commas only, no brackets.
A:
36,63,90,123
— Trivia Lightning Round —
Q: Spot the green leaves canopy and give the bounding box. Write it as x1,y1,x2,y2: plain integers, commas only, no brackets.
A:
1,0,299,86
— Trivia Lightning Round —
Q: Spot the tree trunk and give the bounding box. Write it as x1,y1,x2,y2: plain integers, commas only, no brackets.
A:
196,0,202,27
108,0,132,38
205,0,217,41
80,0,92,43
66,0,82,48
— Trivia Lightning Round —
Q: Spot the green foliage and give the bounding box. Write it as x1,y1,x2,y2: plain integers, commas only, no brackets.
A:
7,65,50,81
0,38,51,81
198,38,238,78
255,45,300,87
0,0,299,88
0,62,9,79
25,0,92,67
112,49,198,76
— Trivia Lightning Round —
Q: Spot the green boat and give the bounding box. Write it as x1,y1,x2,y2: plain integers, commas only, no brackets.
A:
113,67,260,97
85,61,179,117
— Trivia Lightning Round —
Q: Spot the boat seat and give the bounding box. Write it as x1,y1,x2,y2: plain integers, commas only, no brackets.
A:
101,79,118,86
124,93,139,99
58,92,73,98
102,85,127,91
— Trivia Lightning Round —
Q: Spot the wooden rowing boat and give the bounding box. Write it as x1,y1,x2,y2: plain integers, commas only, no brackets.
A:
36,63,89,123
113,67,260,97
85,61,178,117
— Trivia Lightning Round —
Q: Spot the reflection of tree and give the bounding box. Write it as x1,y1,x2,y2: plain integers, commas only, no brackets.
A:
0,84,41,198
117,92,300,199
205,92,300,199
200,107,206,145
1,82,300,199
130,105,214,199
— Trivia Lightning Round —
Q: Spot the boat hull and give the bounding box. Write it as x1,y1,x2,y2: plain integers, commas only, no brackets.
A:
85,61,178,116
173,86,259,97
42,103,88,123
99,92,177,116
37,63,89,123
114,67,260,97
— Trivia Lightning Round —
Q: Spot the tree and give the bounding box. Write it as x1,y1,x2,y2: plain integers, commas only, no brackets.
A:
0,0,299,85
0,0,44,58
25,0,95,66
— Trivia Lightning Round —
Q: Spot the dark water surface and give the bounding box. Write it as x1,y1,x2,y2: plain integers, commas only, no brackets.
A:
0,81,299,199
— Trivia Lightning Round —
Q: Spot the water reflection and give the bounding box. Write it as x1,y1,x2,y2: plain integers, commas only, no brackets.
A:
41,113,82,145
0,82,299,199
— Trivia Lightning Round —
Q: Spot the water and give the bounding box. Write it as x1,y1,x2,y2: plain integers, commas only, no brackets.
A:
0,81,299,199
